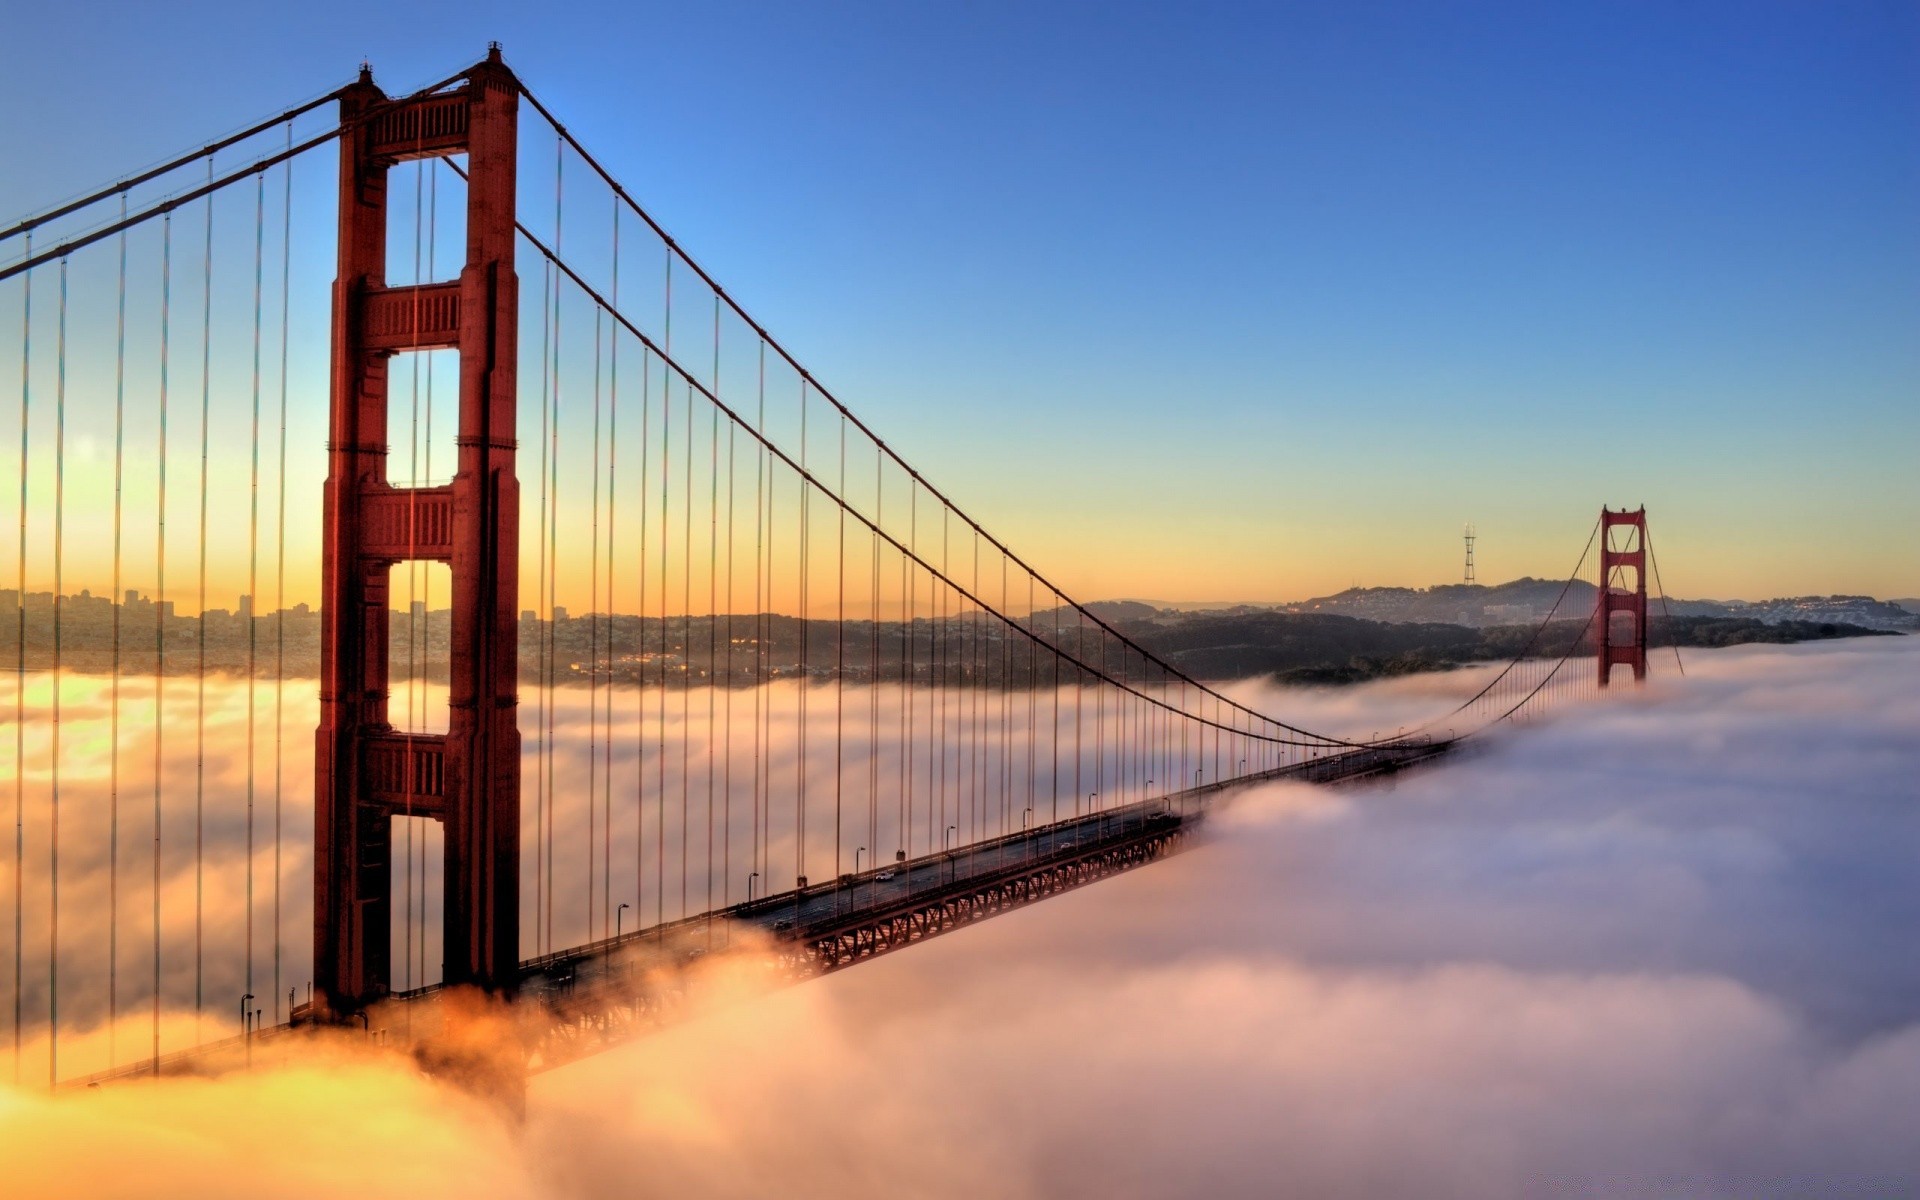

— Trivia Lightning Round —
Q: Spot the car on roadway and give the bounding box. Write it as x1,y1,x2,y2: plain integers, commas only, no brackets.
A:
874,870,897,881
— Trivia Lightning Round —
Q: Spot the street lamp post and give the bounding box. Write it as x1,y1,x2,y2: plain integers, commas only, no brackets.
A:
616,902,630,940
240,993,254,1067
747,871,759,905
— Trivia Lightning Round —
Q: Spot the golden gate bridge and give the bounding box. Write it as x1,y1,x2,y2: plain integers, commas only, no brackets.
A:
0,47,1678,1100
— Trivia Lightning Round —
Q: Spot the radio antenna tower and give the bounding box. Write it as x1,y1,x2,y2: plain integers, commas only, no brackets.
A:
1463,523,1476,585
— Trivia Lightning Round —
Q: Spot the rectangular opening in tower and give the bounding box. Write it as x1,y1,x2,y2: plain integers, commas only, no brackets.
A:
382,158,468,289
386,347,461,488
391,559,452,734
388,813,446,993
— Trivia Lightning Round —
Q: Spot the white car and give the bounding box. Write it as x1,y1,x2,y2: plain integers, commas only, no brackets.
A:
874,870,897,881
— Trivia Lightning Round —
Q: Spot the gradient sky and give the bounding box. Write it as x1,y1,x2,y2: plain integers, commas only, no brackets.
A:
2,0,1915,604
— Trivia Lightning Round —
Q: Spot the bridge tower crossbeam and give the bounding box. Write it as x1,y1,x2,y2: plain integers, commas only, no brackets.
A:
314,48,521,1013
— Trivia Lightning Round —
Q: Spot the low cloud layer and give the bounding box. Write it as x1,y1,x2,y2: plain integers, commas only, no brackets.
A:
0,660,1513,1071
3,637,1916,1196
518,638,1920,1197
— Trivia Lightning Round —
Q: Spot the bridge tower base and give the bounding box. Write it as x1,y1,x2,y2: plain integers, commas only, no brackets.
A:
1597,506,1648,688
314,49,521,1014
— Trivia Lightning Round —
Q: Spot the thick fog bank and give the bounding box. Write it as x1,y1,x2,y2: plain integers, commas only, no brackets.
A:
4,638,1915,1196
527,637,1920,1198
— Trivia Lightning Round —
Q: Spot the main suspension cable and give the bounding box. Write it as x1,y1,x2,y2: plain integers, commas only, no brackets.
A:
508,84,1384,749
1,69,473,286
474,195,1360,749
1,90,342,245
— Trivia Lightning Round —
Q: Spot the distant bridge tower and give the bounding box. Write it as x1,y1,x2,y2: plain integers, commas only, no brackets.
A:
314,48,521,1013
1463,524,1476,585
1596,507,1648,687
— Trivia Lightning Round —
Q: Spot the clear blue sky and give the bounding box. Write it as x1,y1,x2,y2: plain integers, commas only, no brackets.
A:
3,0,1915,602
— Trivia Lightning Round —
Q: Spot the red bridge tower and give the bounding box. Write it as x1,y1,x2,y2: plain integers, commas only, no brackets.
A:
1597,506,1648,688
314,50,521,1012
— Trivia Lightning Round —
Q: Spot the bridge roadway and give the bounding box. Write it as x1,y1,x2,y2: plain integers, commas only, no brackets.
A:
68,737,1452,1089
497,736,1454,1073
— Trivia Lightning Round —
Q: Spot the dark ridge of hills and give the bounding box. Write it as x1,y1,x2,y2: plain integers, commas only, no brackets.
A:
1106,611,1898,687
1076,580,1920,635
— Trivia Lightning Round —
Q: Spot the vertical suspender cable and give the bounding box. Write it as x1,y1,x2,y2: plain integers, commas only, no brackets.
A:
588,303,601,937
758,347,772,887
10,235,26,1083
656,346,668,930
681,378,692,917
905,485,915,859
722,309,737,912
1075,606,1090,814
1050,589,1059,824
110,198,128,1066
50,257,67,1087
534,255,550,956
194,167,212,1036
898,480,910,864
246,169,265,1020
1096,620,1106,822
1025,574,1035,830
936,510,946,852
648,351,662,926
1001,556,1010,834
869,443,880,875
967,533,977,841
834,417,844,880
796,379,808,890
707,302,720,923
635,342,650,928
273,130,291,1022
548,138,564,946
750,341,763,887
662,251,673,927
706,399,717,925
152,217,170,1072
603,326,614,941
606,208,621,934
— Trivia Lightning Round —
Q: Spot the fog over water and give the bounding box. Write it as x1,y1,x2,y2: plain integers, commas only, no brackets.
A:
2,637,1916,1196
0,658,1491,1074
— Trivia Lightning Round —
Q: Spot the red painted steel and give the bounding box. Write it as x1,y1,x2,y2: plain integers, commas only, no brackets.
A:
315,48,520,1014
1597,506,1648,688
